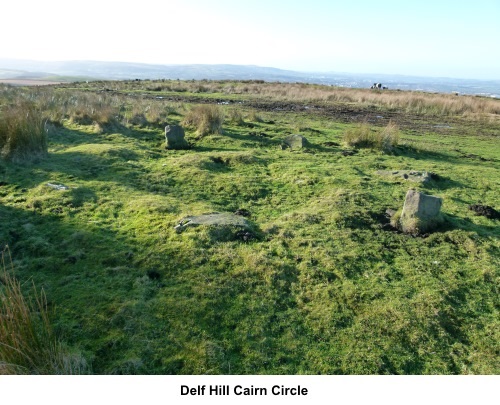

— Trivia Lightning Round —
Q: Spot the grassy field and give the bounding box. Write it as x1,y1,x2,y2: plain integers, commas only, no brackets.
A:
0,81,498,374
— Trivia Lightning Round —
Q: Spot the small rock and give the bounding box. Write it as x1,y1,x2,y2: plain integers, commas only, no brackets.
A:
174,212,251,233
165,125,189,150
47,183,69,190
376,170,431,183
385,208,396,218
398,189,443,234
283,134,310,150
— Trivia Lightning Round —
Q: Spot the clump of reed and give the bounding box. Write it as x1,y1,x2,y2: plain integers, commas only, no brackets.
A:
0,102,47,162
183,104,225,137
227,108,245,126
343,121,400,152
0,248,88,374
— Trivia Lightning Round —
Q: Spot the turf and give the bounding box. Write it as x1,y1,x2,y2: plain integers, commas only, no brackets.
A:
0,82,498,374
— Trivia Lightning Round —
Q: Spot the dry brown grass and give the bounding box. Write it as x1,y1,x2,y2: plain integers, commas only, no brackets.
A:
243,83,500,117
0,101,48,162
114,80,500,118
0,248,87,374
183,104,225,137
343,121,400,151
227,108,245,126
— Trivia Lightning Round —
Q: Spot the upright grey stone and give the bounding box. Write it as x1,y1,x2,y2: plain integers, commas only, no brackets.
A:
165,125,189,150
399,189,443,234
283,134,309,150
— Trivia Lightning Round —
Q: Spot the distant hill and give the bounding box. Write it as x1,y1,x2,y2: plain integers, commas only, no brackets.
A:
1,58,499,98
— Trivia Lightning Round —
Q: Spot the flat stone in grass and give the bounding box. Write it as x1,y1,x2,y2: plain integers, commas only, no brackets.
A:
376,170,431,183
174,212,251,233
46,183,70,190
283,134,310,150
165,125,189,150
398,189,443,234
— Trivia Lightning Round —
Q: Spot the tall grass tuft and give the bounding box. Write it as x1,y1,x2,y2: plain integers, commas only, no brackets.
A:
183,104,225,137
343,123,376,148
343,121,400,152
0,102,47,162
379,121,400,151
0,248,87,374
227,108,245,126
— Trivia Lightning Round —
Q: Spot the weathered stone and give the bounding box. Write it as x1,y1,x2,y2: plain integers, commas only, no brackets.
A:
46,183,69,190
283,134,309,150
174,212,251,233
385,208,396,218
399,189,443,234
376,170,431,183
165,125,189,150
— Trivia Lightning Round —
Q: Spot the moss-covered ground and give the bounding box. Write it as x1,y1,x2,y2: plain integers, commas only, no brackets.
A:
0,82,498,374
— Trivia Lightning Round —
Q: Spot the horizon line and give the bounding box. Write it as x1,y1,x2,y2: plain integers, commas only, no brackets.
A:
1,57,499,83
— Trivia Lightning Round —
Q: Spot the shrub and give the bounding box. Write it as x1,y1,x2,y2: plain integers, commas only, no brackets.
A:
183,105,224,137
343,121,399,152
0,102,47,162
0,248,87,374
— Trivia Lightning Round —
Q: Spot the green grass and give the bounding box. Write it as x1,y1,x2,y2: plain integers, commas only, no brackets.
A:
0,82,498,374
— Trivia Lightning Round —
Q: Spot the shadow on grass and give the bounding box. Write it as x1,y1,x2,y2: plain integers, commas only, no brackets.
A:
443,214,499,237
0,203,143,372
48,123,164,149
394,144,484,167
220,129,283,148
422,176,467,191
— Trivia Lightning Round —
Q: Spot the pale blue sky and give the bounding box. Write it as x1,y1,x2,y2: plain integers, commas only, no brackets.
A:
2,0,499,79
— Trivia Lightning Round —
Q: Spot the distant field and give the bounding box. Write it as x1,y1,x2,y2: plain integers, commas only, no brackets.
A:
0,78,64,86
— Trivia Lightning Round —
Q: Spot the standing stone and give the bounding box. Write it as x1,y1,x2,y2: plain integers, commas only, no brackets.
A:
165,125,189,150
283,134,309,150
399,189,443,234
